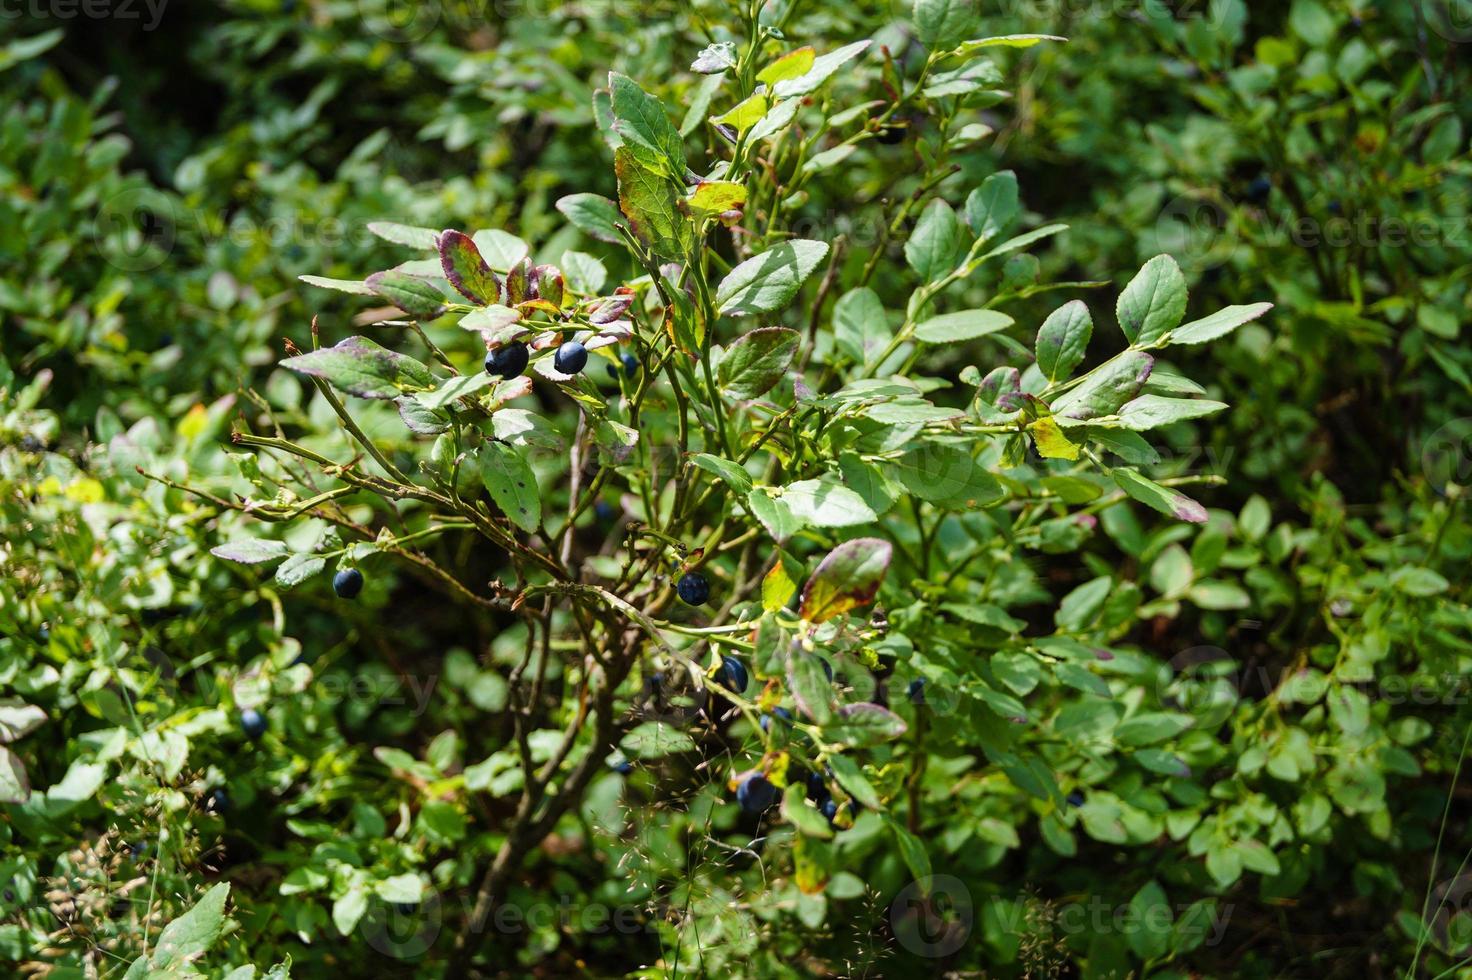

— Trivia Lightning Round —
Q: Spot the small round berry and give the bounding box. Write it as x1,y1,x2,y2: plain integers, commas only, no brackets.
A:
717,655,748,694
484,341,529,379
1066,790,1086,808
333,567,364,599
907,678,926,704
207,789,230,813
736,773,778,814
239,708,267,739
593,500,616,522
613,759,634,775
676,571,710,606
553,340,588,375
760,706,793,732
621,352,639,377
821,798,838,822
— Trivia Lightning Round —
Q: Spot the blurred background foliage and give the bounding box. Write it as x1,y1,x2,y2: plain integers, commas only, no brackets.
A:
2,0,1471,976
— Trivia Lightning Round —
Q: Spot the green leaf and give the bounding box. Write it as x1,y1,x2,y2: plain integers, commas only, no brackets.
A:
375,874,423,904
905,198,963,282
690,453,753,494
783,782,835,838
889,819,932,882
621,721,696,759
718,327,799,398
955,34,1066,54
1117,254,1187,347
211,539,289,565
887,444,1003,507
1115,711,1194,746
1111,395,1228,431
914,0,978,49
281,336,436,400
615,148,692,262
0,746,29,803
0,700,45,743
824,702,907,746
787,648,835,724
556,193,625,245
1112,468,1207,524
1169,302,1273,346
608,72,686,178
367,221,439,249
772,40,872,98
479,442,541,533
799,537,892,623
299,275,375,296
1128,881,1173,961
833,287,892,368
914,308,1013,344
716,240,829,316
333,886,368,936
416,371,496,411
964,170,1019,242
366,270,446,319
747,488,805,541
436,229,500,305
1051,350,1154,420
825,753,882,809
151,883,230,969
1035,300,1093,381
782,478,878,527
274,553,327,589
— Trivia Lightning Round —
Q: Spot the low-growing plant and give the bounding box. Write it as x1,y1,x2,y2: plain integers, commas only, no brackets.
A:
188,4,1280,972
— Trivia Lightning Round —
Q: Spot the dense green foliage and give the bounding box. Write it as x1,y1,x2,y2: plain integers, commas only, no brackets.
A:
3,2,1471,977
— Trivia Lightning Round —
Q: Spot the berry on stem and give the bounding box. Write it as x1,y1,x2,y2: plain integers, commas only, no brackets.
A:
736,773,777,814
484,341,529,379
334,567,364,599
239,708,267,739
553,340,588,375
717,655,748,694
676,571,710,606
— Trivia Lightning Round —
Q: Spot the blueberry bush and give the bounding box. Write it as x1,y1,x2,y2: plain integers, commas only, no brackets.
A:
3,2,1471,978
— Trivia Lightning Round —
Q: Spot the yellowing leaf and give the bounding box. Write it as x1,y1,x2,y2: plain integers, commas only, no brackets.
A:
1030,416,1080,460
713,93,770,134
756,47,816,84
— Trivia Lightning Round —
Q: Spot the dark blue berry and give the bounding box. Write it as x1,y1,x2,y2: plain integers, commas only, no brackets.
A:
612,759,634,774
333,567,364,599
484,341,529,379
594,500,616,521
239,708,267,739
1246,176,1271,203
621,352,639,376
553,340,588,375
736,773,777,813
677,571,710,606
717,655,748,694
207,789,229,813
821,798,838,822
760,706,793,732
1067,790,1085,808
907,678,926,704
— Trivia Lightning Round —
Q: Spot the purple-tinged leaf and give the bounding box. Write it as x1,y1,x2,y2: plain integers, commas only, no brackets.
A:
436,229,500,305
799,537,892,624
365,270,446,319
281,336,436,400
210,539,289,565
